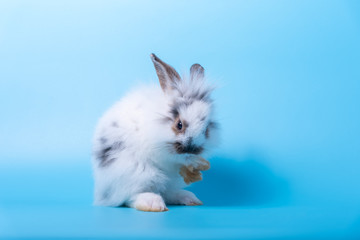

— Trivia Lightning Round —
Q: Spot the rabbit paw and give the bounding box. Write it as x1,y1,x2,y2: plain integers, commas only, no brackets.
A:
166,190,203,206
132,192,168,212
188,156,210,171
180,156,210,184
180,165,202,184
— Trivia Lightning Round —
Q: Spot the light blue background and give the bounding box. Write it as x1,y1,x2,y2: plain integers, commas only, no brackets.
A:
1,0,360,239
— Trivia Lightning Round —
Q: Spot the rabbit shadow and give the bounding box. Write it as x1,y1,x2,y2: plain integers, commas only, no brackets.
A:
187,154,291,207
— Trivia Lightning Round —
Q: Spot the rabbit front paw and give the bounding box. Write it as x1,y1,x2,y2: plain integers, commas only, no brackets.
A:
190,156,210,171
180,165,203,184
180,156,210,184
131,192,168,212
165,190,203,206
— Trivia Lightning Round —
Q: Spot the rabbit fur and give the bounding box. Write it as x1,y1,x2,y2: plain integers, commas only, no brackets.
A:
92,54,219,211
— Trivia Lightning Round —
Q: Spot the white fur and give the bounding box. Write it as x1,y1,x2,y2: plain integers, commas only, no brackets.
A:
92,63,218,211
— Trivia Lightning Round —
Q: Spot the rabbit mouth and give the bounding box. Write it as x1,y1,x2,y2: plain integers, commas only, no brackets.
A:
173,142,204,155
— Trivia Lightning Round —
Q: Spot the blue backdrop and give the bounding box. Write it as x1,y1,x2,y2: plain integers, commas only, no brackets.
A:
1,1,359,239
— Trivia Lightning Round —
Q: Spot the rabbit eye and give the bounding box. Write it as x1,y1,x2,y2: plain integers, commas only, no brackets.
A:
177,120,183,130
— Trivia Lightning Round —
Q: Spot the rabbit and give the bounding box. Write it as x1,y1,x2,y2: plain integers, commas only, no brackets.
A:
92,53,219,212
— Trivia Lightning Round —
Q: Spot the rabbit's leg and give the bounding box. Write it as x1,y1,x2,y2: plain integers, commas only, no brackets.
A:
184,155,210,171
179,165,203,184
180,156,210,184
127,192,168,212
190,156,210,171
164,189,203,206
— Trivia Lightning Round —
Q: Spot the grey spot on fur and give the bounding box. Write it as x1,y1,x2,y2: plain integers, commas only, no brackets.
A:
170,109,178,119
188,89,212,103
99,137,107,144
102,187,112,200
98,146,113,167
169,101,191,119
169,91,212,120
205,121,218,139
97,141,125,167
171,84,213,105
112,122,119,128
170,104,180,119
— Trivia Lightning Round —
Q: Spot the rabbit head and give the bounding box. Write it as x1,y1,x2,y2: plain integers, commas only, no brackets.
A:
150,53,218,156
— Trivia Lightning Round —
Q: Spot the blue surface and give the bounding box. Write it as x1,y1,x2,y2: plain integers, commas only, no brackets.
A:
1,0,360,239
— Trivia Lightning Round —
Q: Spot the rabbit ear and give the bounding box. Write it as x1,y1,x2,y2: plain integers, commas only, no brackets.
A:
190,63,204,81
150,53,181,92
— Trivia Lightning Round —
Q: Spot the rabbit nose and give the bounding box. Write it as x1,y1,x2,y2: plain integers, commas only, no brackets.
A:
173,139,204,155
183,143,204,155
183,138,204,155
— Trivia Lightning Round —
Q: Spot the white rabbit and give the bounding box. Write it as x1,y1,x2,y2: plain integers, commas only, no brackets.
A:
92,54,219,212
